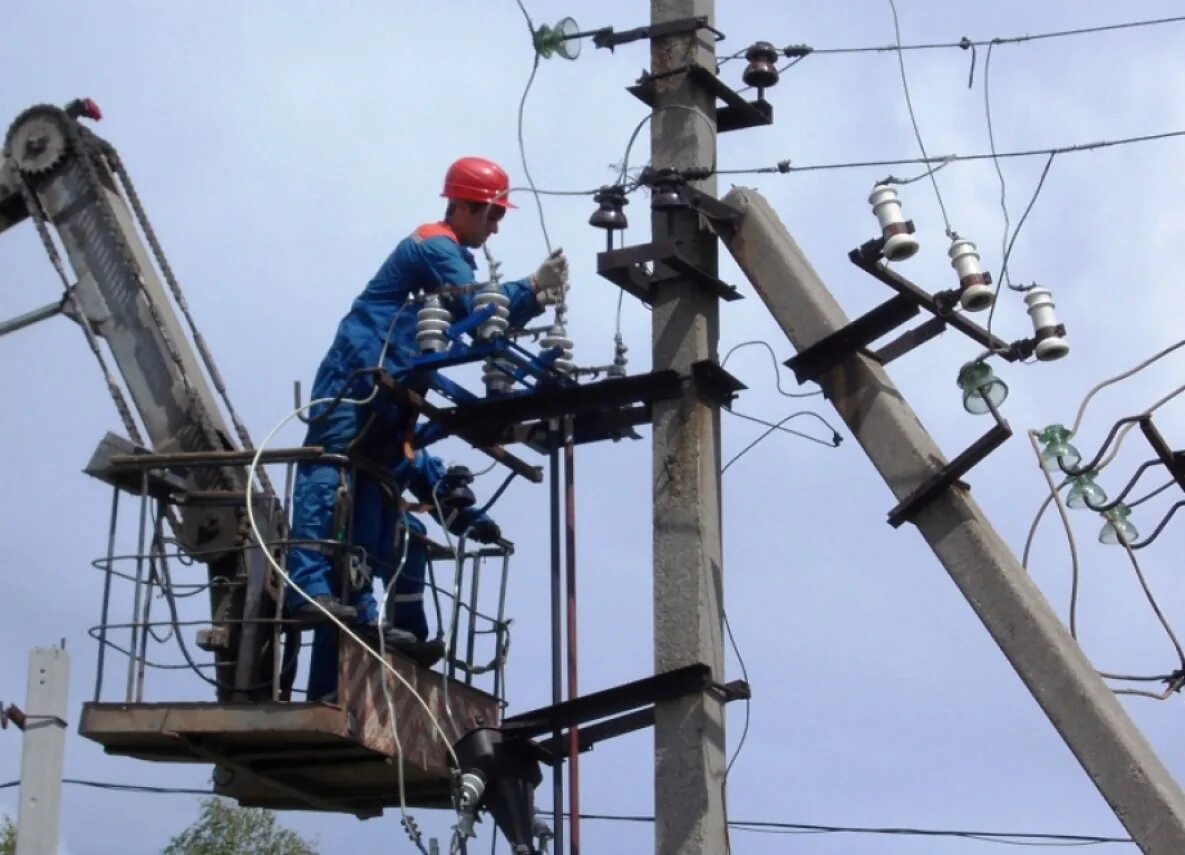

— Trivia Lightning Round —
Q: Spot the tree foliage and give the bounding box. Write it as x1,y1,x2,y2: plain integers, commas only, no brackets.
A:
0,814,14,855
161,797,318,855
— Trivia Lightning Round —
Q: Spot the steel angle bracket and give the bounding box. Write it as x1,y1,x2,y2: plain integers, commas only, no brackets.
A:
502,663,750,763
597,238,742,305
691,359,745,409
628,62,772,133
887,394,1013,528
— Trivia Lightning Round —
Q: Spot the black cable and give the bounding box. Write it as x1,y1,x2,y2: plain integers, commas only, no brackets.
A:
477,471,518,516
984,152,1057,350
536,809,1133,846
0,778,212,796
721,340,822,399
731,14,1185,58
722,409,842,474
714,130,1185,177
0,777,1134,845
984,42,1012,289
887,0,953,236
722,610,751,781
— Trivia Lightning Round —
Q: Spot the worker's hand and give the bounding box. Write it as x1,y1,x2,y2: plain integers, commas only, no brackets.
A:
531,248,569,306
470,519,502,544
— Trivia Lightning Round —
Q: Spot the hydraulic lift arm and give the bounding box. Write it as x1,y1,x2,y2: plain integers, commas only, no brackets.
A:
1,102,281,700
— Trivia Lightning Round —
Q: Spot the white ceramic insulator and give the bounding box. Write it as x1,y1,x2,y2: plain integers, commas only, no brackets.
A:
474,285,510,340
949,238,994,312
416,295,452,353
541,323,574,374
483,357,515,395
868,184,918,261
1025,286,1069,361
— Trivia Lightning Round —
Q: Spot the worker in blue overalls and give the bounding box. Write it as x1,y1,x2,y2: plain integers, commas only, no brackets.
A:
287,156,569,700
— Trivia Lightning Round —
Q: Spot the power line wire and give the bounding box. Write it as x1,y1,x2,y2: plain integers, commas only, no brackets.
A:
735,14,1185,58
0,778,211,796
714,129,1185,177
887,0,954,236
0,778,1137,845
543,809,1134,846
512,0,552,254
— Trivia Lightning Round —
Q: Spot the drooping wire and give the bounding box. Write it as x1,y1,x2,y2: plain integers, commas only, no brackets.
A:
617,104,718,188
511,0,552,254
1071,337,1185,435
984,42,1012,290
721,410,842,474
1024,433,1080,639
1119,536,1185,669
887,0,954,237
984,152,1057,351
722,610,751,781
1094,381,1185,473
721,340,822,399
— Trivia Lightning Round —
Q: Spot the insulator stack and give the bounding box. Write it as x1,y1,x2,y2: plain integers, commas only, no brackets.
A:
483,358,516,395
540,321,574,374
474,282,511,340
607,333,628,378
415,294,452,353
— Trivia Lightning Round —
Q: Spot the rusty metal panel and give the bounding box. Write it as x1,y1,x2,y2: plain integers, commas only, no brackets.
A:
339,636,498,776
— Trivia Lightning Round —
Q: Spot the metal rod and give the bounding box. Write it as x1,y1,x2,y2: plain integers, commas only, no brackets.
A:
549,419,564,855
493,550,511,709
125,472,150,701
94,485,120,701
465,553,482,687
564,415,581,854
427,550,445,644
276,430,296,701
447,539,467,683
134,514,160,702
0,299,64,338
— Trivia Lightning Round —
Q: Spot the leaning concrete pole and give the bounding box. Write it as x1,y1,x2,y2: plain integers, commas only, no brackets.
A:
720,186,1185,853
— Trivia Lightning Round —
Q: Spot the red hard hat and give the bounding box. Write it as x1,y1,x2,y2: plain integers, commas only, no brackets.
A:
441,156,517,209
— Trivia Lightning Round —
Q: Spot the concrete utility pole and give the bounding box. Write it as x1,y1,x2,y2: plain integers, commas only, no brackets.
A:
15,646,70,855
648,2,727,854
719,187,1185,854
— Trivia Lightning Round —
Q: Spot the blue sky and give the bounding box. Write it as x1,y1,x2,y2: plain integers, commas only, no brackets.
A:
3,1,1185,852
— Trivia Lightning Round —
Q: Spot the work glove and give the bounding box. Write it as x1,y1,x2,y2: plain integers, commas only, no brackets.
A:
470,518,502,544
531,248,569,307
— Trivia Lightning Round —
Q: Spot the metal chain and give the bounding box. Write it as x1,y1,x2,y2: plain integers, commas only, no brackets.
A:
60,120,241,493
100,140,276,500
12,172,147,450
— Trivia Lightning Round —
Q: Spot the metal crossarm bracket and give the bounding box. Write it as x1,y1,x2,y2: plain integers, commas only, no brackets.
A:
1139,418,1185,491
691,359,746,408
532,675,751,763
628,62,772,133
887,395,1013,528
502,663,714,741
597,238,742,304
587,16,724,52
785,293,920,385
849,241,1017,361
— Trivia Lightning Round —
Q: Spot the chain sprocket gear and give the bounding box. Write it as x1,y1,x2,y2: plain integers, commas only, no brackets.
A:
4,105,72,175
